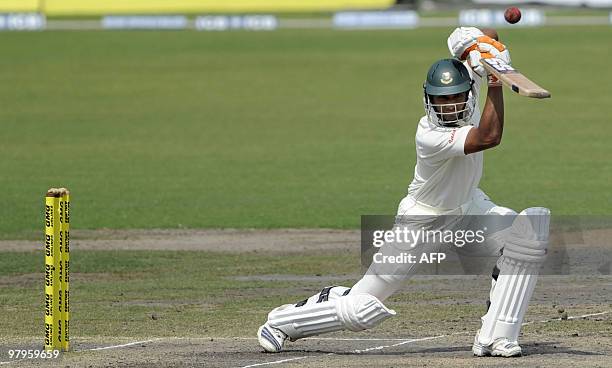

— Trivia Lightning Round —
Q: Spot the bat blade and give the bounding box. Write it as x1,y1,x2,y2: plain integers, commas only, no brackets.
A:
482,58,551,99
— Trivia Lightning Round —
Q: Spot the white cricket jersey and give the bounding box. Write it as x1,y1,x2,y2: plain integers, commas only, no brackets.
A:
407,69,484,210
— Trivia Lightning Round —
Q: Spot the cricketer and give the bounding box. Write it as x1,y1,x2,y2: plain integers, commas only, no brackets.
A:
257,27,550,358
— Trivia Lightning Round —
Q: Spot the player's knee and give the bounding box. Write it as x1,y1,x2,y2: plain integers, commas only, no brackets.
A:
488,206,517,216
503,207,550,263
337,293,396,332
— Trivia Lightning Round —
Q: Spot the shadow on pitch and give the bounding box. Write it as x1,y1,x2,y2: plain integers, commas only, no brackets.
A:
522,341,604,356
283,341,603,357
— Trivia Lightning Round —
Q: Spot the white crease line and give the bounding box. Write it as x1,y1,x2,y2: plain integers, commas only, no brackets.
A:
567,311,609,319
0,360,25,366
77,339,160,352
523,310,610,326
353,335,446,353
240,355,317,368
238,335,446,368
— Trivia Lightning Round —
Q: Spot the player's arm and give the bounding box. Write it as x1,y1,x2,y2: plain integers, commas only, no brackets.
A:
464,85,504,154
447,27,508,154
463,28,505,154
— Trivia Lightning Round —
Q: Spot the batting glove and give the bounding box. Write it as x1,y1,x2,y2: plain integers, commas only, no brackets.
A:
467,37,511,82
447,27,485,60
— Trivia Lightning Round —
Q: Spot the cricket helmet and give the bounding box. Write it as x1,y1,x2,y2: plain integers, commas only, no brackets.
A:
423,58,476,127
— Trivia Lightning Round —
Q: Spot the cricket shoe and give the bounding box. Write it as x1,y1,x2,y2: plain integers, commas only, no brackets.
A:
472,330,522,357
257,323,288,353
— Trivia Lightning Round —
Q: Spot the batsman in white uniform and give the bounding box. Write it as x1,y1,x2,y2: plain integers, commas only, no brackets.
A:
257,27,550,358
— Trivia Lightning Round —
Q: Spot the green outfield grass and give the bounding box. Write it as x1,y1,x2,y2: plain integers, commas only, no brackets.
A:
1,27,610,238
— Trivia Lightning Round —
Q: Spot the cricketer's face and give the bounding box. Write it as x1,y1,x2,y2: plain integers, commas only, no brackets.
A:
430,92,468,121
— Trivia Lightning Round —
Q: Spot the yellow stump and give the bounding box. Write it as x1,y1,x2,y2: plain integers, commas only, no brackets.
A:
44,188,70,352
44,190,60,351
59,189,70,351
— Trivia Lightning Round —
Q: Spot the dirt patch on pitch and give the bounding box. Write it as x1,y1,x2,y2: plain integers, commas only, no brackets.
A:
0,228,359,253
1,227,609,254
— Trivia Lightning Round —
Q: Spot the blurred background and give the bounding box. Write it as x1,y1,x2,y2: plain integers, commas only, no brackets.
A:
0,0,610,27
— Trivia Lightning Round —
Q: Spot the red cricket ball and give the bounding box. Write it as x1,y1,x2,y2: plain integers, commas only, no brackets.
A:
504,7,522,24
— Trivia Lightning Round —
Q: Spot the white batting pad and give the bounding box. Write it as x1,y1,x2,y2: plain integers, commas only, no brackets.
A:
478,207,550,345
267,286,395,341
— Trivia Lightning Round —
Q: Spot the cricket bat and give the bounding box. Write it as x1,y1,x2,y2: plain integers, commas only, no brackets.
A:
482,58,551,99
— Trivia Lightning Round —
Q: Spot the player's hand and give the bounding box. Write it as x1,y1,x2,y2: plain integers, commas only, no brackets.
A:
476,36,511,64
467,37,511,80
447,27,485,60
